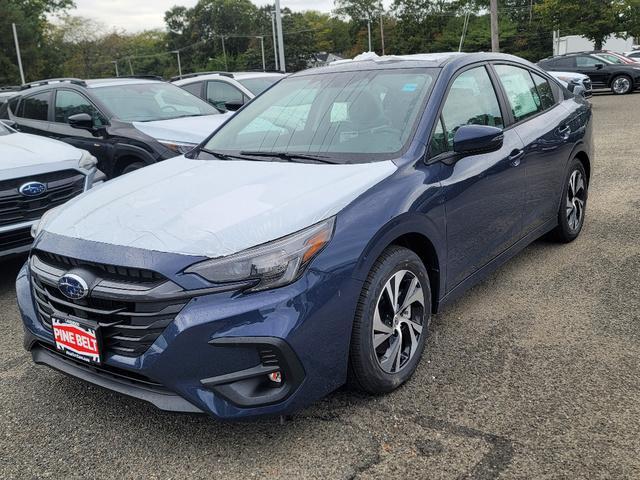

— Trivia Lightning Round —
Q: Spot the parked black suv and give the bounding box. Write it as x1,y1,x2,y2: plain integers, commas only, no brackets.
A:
5,78,229,177
538,53,640,95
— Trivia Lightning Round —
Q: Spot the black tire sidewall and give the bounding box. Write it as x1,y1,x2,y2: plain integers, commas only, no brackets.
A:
349,246,431,393
557,159,588,241
121,162,146,175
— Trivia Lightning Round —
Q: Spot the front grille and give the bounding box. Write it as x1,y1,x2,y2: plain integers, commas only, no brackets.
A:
0,226,32,252
30,251,190,357
0,170,85,227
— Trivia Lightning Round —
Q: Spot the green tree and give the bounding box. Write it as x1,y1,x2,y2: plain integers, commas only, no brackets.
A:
536,0,628,50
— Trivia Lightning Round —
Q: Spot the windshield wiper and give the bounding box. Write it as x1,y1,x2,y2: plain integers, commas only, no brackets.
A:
239,151,338,164
197,148,260,161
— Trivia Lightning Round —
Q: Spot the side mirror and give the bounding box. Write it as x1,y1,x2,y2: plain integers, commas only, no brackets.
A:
595,63,604,70
453,125,504,156
224,100,244,112
68,113,94,131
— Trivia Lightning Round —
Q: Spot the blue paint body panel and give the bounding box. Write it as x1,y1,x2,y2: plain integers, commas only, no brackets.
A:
16,53,594,419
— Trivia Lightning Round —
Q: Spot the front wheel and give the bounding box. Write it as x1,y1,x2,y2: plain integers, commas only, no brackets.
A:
611,75,632,95
348,246,431,394
549,158,588,243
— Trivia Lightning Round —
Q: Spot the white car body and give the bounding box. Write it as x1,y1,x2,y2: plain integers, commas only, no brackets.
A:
172,72,285,112
546,71,592,98
0,121,101,257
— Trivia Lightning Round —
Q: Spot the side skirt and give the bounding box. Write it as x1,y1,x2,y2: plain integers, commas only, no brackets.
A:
437,218,557,312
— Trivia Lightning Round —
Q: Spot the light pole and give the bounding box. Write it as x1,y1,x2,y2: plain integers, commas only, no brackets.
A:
271,11,279,71
171,50,182,79
367,16,372,52
256,36,266,72
111,60,119,77
220,36,228,71
274,0,285,73
379,1,385,56
490,0,500,52
12,23,25,84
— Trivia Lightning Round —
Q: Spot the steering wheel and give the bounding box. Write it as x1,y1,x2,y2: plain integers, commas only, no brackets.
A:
161,105,178,113
370,125,402,137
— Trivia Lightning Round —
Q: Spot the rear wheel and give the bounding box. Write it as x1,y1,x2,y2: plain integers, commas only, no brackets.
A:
348,246,431,394
549,159,588,243
611,75,632,95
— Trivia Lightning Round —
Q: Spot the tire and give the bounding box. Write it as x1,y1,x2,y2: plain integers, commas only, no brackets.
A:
348,246,431,394
611,75,632,95
549,158,588,243
120,161,146,175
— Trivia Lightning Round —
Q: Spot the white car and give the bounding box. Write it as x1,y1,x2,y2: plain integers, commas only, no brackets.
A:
172,72,285,112
0,120,103,257
547,71,592,98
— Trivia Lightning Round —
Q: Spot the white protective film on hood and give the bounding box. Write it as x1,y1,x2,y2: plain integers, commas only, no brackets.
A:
44,156,397,258
0,132,82,172
132,114,232,144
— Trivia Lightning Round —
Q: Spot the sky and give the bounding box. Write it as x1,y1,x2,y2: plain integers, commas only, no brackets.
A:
70,0,338,32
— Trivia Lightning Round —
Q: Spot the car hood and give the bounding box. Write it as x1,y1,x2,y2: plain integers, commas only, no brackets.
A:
42,156,397,258
547,71,590,81
132,114,232,144
0,132,82,170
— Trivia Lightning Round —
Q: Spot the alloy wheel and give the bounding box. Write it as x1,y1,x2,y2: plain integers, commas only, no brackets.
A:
372,269,425,373
566,170,586,231
612,77,631,94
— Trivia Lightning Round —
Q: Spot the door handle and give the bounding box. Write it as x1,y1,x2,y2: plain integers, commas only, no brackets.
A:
508,149,524,167
557,125,571,139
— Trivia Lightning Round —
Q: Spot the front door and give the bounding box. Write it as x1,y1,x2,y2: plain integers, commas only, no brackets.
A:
47,89,110,169
431,65,525,290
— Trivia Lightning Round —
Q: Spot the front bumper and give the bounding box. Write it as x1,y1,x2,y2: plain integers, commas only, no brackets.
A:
17,253,362,420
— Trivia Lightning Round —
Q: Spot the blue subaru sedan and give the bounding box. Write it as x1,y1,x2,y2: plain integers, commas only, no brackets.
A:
17,52,592,420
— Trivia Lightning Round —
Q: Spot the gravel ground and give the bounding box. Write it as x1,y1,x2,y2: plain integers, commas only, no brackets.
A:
1,92,639,479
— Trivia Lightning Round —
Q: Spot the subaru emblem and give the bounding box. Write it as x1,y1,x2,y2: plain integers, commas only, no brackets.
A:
19,181,47,197
58,273,89,300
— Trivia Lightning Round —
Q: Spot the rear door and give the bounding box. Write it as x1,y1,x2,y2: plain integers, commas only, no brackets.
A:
432,65,525,290
492,64,574,235
11,91,52,136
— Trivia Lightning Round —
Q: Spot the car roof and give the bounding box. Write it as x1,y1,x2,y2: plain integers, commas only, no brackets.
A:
291,51,536,77
172,72,284,85
84,78,165,88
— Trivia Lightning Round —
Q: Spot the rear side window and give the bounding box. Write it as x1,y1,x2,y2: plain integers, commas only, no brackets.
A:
437,66,504,154
531,72,556,109
55,90,107,126
180,82,202,97
19,92,50,121
548,57,575,69
494,64,541,122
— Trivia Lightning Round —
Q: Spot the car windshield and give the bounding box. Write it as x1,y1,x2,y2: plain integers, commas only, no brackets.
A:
91,82,220,122
203,68,437,162
237,77,281,95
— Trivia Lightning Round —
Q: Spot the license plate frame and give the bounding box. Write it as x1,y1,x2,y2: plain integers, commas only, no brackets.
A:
51,316,102,364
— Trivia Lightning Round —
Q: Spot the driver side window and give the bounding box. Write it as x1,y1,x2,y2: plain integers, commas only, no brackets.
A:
434,66,504,156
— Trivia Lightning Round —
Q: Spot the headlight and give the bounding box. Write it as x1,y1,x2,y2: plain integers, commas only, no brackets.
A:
78,150,98,170
158,140,198,155
185,217,336,292
31,205,63,239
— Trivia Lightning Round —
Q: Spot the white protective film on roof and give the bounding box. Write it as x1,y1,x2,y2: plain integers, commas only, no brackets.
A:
44,156,397,258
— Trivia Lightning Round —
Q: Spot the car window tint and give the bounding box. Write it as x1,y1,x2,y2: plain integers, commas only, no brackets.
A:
206,81,244,110
55,90,106,126
429,117,448,157
439,66,503,152
576,56,602,67
494,64,542,122
181,82,202,96
20,92,49,121
531,72,555,109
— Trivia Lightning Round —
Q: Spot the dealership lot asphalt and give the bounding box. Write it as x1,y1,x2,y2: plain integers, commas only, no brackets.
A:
1,92,639,479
